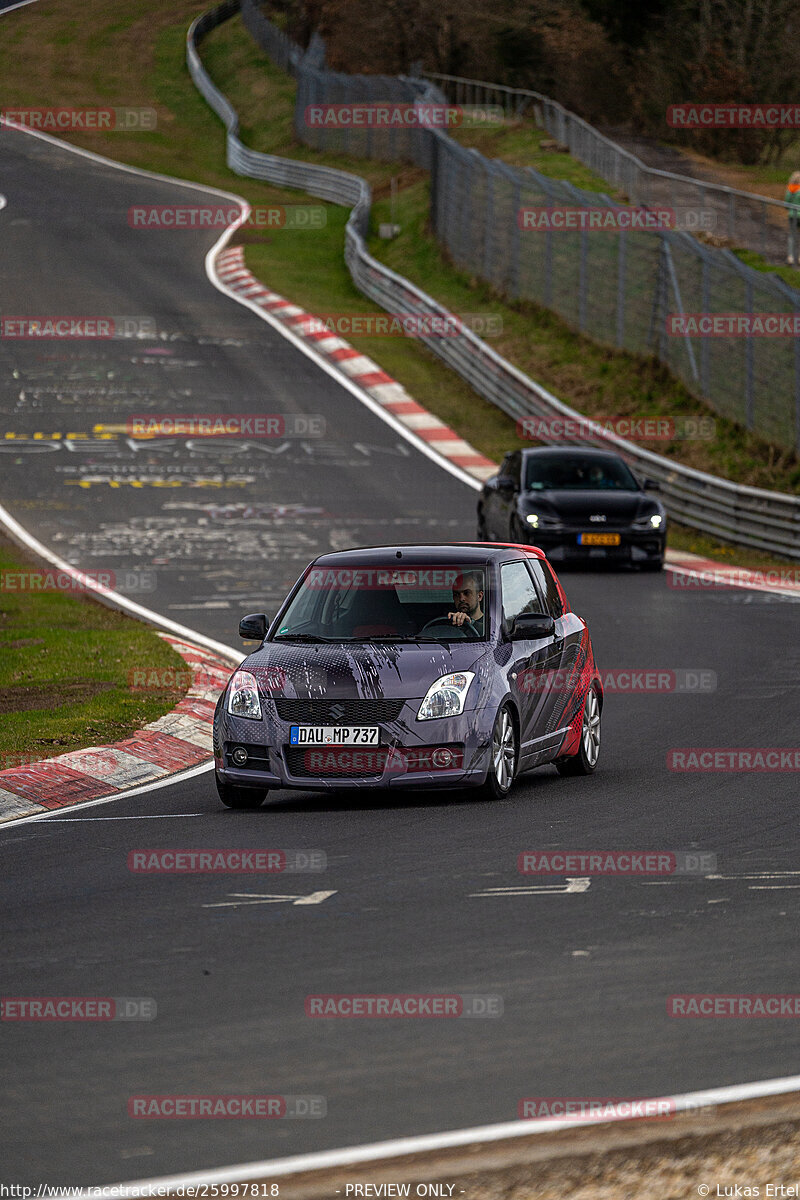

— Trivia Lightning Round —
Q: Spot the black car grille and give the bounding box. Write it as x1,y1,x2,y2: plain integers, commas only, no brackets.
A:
284,747,387,779
274,698,404,724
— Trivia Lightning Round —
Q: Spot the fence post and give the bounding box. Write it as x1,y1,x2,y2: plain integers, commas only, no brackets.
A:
664,239,699,384
483,162,495,284
701,257,710,397
616,229,626,348
648,239,669,361
578,227,588,333
795,300,800,453
429,131,440,238
744,278,754,430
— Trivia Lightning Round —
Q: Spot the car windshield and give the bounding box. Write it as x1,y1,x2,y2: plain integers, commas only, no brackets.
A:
272,563,490,643
525,456,639,491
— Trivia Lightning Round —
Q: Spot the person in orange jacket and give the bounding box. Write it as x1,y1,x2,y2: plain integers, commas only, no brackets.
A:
785,172,800,265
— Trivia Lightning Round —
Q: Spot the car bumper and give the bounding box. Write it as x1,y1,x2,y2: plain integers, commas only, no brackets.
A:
529,529,665,562
214,704,494,792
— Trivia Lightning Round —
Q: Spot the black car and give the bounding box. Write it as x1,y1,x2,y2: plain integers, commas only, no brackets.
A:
477,447,667,569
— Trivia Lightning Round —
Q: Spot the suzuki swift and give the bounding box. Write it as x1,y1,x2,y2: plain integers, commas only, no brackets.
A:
213,543,603,807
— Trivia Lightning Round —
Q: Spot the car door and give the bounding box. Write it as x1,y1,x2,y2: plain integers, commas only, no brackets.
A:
499,559,560,769
524,556,576,746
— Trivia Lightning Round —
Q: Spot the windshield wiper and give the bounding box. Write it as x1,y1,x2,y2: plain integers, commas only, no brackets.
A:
272,633,335,643
342,635,409,642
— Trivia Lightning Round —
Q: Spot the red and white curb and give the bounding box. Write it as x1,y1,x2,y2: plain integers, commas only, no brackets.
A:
0,635,230,824
215,246,497,482
665,549,800,598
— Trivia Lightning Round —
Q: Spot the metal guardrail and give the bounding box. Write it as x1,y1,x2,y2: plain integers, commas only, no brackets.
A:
422,71,797,263
187,2,800,560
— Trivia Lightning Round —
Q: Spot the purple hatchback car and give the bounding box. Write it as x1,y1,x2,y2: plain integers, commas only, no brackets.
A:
213,543,602,806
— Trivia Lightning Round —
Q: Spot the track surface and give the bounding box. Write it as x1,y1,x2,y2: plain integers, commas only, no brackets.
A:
1,130,800,1186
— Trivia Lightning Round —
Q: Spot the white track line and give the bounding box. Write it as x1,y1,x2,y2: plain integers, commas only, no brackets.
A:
102,1074,800,1194
0,763,214,832
0,0,39,14
0,497,241,662
0,763,214,830
205,249,482,492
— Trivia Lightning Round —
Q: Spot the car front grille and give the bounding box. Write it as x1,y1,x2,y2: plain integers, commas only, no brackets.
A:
284,746,387,779
274,698,404,724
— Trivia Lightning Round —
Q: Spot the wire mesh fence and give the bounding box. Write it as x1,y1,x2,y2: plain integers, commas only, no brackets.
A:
239,0,800,454
423,72,797,266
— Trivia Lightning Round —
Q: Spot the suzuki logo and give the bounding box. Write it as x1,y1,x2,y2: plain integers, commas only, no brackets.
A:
329,703,345,721
589,514,607,522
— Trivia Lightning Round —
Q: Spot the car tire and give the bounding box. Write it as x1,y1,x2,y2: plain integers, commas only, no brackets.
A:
215,774,269,809
479,704,518,799
556,688,601,776
641,559,664,572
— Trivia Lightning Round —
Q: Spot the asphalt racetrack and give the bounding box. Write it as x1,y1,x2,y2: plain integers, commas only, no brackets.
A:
1,128,799,1185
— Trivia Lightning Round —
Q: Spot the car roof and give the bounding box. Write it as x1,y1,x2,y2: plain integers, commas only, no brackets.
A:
520,446,631,463
308,542,546,568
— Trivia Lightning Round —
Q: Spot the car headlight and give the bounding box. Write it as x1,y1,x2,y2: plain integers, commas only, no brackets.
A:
633,512,664,530
417,672,475,720
526,513,560,528
226,670,262,720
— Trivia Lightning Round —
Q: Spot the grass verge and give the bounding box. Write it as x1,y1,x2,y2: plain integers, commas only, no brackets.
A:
0,535,189,762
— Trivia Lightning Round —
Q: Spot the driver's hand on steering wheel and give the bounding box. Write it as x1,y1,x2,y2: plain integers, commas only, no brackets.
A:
447,611,471,626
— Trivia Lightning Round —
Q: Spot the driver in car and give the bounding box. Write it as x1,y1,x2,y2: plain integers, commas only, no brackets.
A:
447,571,485,635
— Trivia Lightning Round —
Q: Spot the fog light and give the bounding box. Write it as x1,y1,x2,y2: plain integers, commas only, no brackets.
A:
431,748,453,768
231,746,248,766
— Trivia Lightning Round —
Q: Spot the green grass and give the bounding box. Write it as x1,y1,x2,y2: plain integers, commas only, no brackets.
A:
449,119,622,196
0,539,192,762
731,247,800,287
0,2,796,570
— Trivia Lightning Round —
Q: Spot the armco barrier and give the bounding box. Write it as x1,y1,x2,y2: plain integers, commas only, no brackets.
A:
188,2,800,560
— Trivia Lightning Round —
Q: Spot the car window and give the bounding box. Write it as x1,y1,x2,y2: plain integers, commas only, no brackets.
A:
501,561,544,627
525,455,638,491
272,563,490,642
528,558,564,617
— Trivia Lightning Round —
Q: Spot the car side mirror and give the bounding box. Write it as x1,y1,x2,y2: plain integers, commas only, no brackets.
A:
497,476,516,494
643,478,660,491
511,612,555,640
238,613,268,642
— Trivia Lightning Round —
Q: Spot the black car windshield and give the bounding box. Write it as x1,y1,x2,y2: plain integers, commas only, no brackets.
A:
525,456,639,491
273,563,490,643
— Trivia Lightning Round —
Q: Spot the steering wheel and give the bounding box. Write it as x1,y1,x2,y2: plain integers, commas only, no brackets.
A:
418,616,479,639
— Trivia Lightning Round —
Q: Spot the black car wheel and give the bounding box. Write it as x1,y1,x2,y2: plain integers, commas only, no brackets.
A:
641,558,664,572
479,704,518,799
215,773,269,809
556,688,601,776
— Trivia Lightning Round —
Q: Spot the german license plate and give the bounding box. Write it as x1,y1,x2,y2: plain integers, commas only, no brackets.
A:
289,726,380,746
578,533,621,546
